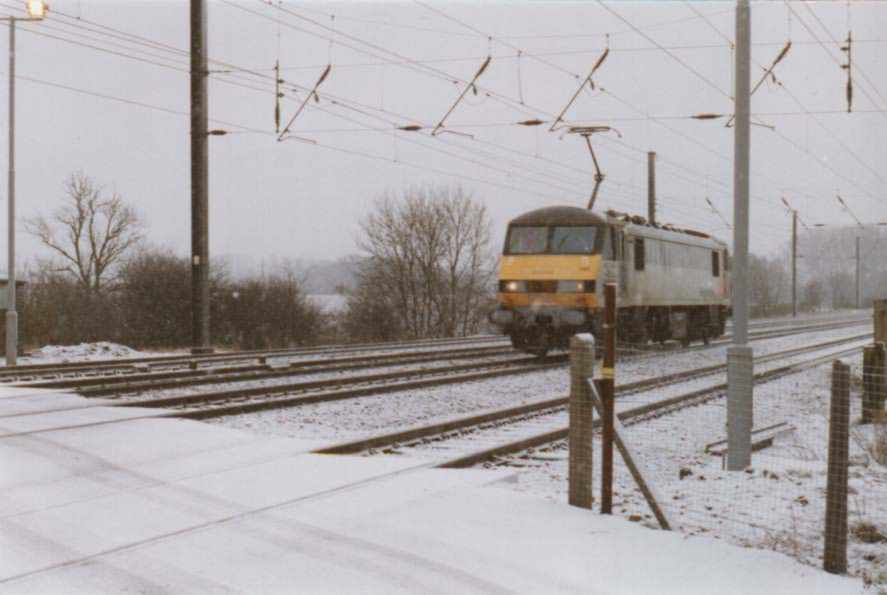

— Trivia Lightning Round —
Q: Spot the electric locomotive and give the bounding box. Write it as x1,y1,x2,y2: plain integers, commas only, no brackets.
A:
489,206,731,355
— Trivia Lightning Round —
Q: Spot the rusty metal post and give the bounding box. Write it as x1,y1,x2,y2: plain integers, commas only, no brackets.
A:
600,283,616,514
568,333,595,509
824,359,850,574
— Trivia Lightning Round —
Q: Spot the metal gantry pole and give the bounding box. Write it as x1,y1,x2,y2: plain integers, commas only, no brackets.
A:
647,151,656,226
726,0,753,471
6,18,16,367
791,210,797,318
855,236,861,309
190,0,211,354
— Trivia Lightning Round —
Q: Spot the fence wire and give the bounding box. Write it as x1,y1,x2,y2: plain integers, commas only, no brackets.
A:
534,337,887,586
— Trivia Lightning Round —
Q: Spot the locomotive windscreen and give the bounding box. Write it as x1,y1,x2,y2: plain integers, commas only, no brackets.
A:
505,225,600,255
506,226,548,254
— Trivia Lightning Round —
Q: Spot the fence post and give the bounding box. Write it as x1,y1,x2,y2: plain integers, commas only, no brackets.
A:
600,283,616,514
862,343,886,424
875,299,887,343
569,333,595,509
824,359,850,575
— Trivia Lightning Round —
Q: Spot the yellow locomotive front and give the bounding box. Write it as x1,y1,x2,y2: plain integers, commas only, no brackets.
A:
489,206,607,355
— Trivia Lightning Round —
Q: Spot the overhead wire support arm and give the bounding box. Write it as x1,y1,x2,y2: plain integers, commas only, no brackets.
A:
431,55,491,136
751,41,791,95
836,194,864,228
548,45,609,132
277,64,332,141
725,41,791,127
705,197,732,230
781,196,808,229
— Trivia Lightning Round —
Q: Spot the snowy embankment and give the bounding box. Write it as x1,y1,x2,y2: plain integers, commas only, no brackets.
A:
17,342,145,364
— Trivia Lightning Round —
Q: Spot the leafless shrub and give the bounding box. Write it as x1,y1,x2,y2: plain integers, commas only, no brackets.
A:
347,185,494,341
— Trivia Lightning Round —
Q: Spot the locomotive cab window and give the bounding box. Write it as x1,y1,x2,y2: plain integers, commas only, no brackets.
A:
712,250,720,277
551,226,598,254
505,226,547,254
634,237,645,271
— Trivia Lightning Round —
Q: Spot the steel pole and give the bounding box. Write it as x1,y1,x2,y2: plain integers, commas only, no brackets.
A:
6,18,16,367
855,236,861,309
791,210,797,318
726,0,753,471
647,151,656,226
190,0,211,354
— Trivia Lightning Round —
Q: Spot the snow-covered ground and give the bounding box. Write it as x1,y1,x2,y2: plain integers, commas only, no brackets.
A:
499,353,887,586
212,325,870,445
114,351,526,403
0,397,866,594
19,342,145,364
208,324,884,584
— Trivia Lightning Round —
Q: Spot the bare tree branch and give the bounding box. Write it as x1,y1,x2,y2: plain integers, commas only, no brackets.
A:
24,172,143,292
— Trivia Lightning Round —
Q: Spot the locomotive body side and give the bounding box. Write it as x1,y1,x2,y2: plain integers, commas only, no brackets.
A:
617,220,730,346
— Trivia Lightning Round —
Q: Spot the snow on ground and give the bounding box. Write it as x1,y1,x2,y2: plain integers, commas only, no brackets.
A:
499,352,887,586
115,351,525,403
21,342,145,363
207,324,882,583
211,325,870,446
0,402,866,594
734,308,870,328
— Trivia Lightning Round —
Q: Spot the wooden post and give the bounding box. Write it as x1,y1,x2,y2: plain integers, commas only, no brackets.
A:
568,334,595,509
601,283,616,514
824,360,850,575
862,343,886,424
876,299,887,343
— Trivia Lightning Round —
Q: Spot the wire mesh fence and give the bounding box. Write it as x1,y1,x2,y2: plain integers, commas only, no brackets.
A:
557,332,887,587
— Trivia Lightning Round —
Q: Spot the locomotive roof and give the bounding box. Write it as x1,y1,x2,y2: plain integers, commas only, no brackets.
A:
509,206,607,227
606,210,728,249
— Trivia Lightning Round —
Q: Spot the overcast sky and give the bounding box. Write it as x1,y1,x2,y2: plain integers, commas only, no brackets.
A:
2,0,886,271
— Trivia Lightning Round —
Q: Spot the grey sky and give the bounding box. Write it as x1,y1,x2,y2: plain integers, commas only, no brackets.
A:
3,0,886,270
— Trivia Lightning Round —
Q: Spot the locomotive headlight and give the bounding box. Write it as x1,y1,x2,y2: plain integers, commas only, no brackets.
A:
557,280,593,293
499,280,527,292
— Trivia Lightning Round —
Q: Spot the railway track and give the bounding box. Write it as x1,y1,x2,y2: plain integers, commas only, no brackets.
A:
0,354,567,422
0,325,871,448
0,313,869,384
2,319,869,428
0,334,510,382
16,316,871,399
312,334,870,468
26,344,516,394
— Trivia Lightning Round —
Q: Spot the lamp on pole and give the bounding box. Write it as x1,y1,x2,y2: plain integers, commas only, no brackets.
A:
3,0,47,366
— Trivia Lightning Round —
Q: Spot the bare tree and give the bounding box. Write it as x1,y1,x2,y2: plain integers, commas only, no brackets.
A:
353,185,493,340
26,172,143,292
750,254,789,316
